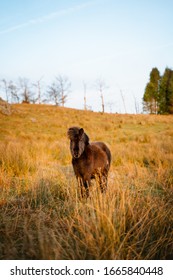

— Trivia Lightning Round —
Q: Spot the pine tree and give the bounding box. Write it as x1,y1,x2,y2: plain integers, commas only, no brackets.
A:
159,68,173,114
143,67,160,114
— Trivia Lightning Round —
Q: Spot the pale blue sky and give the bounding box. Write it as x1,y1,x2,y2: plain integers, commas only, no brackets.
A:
0,0,173,113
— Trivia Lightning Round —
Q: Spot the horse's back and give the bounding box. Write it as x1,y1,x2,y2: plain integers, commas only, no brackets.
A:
91,141,111,166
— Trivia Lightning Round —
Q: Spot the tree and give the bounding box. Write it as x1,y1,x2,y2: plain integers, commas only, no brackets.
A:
1,79,10,102
120,89,127,114
143,67,160,114
33,76,44,104
83,81,87,110
0,79,20,103
8,80,20,103
95,78,108,113
159,67,173,114
47,81,60,106
133,95,140,114
55,75,71,107
18,78,33,103
47,76,71,106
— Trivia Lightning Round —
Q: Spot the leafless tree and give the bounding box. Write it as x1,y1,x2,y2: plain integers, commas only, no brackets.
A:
95,78,108,113
8,81,19,103
18,77,33,103
0,79,20,103
33,76,44,104
47,81,60,106
1,79,10,102
120,89,127,114
83,81,87,110
106,101,115,113
55,75,71,107
133,94,140,114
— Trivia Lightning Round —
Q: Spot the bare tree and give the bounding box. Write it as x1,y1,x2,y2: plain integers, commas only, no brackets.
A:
55,75,71,107
83,81,87,110
47,81,60,106
1,79,10,102
106,101,115,113
95,79,108,113
120,89,127,114
33,76,44,104
0,79,20,103
133,94,140,114
8,81,20,103
18,78,33,103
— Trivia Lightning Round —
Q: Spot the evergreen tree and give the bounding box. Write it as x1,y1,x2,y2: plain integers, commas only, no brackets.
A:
159,68,173,114
143,67,160,114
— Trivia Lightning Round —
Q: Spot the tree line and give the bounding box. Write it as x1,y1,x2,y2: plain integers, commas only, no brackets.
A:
0,76,110,113
0,75,71,107
1,69,173,114
143,67,173,114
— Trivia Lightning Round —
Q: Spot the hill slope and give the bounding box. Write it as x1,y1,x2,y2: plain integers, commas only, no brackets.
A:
0,104,173,259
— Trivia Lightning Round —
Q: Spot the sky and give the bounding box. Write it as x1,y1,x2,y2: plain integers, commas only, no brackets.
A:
0,0,173,113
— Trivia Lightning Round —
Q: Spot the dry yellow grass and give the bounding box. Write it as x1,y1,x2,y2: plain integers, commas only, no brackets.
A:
0,104,173,259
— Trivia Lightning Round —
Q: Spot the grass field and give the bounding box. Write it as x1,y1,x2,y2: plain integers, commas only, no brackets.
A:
0,104,173,259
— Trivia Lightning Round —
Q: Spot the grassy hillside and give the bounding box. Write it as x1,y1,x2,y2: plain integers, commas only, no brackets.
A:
0,104,173,259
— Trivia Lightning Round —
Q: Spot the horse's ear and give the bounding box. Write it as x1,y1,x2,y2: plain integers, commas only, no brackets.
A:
79,128,84,136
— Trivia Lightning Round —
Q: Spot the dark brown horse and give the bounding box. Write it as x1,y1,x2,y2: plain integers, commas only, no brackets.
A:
67,127,111,197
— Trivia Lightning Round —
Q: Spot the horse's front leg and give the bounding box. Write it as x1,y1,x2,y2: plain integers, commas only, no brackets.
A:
78,177,90,198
